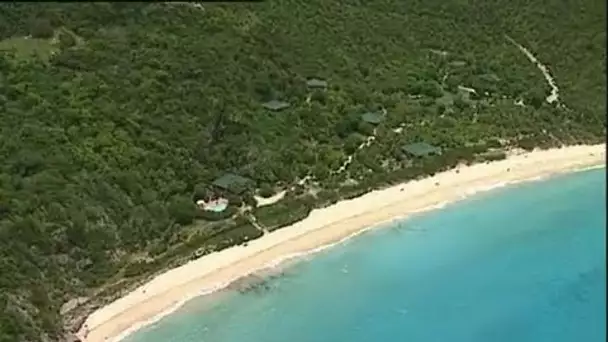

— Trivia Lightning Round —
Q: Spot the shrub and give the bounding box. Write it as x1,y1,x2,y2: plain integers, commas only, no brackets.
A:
168,195,197,225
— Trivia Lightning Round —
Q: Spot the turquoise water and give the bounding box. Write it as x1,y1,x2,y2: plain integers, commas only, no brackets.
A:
126,168,606,342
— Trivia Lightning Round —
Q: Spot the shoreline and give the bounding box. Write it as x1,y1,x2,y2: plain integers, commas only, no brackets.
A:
78,144,605,342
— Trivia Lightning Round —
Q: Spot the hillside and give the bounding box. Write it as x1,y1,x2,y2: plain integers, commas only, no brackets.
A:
0,1,605,341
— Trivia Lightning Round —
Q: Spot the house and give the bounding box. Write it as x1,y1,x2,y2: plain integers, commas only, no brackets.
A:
401,142,442,158
306,78,328,89
262,100,290,111
361,111,385,125
212,173,253,194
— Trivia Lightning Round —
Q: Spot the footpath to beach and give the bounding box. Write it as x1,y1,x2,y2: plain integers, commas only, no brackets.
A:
78,144,605,342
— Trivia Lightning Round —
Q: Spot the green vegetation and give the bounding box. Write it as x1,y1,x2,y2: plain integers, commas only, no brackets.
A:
0,1,604,341
0,34,58,61
255,195,315,231
0,22,81,62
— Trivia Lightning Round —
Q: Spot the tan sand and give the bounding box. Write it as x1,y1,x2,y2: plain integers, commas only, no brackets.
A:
254,190,287,207
78,144,605,342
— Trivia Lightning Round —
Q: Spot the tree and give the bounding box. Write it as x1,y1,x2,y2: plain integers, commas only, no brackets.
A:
454,95,470,110
344,133,364,154
310,90,327,104
193,184,209,201
225,193,243,206
335,115,359,138
420,81,444,98
58,30,76,49
436,103,446,115
444,76,460,93
313,163,330,179
29,18,54,39
356,121,375,136
525,88,546,109
168,195,197,225
259,183,275,198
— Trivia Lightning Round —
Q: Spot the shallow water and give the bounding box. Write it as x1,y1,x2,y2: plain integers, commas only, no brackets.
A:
126,168,606,342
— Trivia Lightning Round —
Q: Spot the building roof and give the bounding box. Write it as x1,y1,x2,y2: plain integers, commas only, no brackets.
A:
262,100,290,111
401,142,442,157
449,60,467,67
361,111,384,125
306,78,328,88
212,173,253,193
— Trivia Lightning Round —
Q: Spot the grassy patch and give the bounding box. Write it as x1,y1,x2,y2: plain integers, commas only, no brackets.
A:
0,35,57,61
0,28,83,62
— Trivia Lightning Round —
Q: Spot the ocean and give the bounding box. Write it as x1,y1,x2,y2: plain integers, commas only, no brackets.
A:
125,168,606,342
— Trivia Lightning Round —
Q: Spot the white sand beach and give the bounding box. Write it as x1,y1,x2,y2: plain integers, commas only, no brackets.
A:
78,144,605,342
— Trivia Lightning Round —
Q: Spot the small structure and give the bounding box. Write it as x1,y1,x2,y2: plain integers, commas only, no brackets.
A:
262,100,290,111
306,78,328,89
457,85,477,94
457,86,477,102
361,111,384,125
449,60,467,67
401,142,442,158
212,173,253,194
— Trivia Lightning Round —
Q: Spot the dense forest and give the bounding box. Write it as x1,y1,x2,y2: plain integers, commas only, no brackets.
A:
0,1,605,341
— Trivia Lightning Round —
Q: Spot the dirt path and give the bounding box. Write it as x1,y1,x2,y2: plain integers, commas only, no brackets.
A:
254,191,286,207
505,35,561,105
332,129,377,175
332,109,386,175
246,213,268,234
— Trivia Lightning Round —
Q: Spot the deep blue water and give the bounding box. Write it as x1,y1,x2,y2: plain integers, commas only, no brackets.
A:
126,168,606,342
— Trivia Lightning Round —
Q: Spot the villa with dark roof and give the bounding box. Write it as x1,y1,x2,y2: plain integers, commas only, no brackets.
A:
306,78,328,89
401,142,442,158
361,111,385,125
212,173,253,194
262,100,290,111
